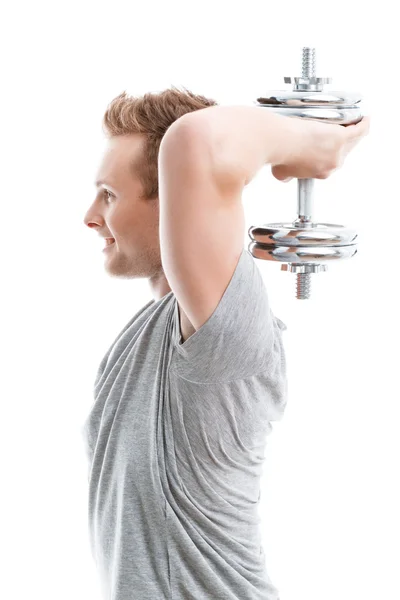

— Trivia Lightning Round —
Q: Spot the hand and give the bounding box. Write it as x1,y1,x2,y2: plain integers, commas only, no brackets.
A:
271,115,371,182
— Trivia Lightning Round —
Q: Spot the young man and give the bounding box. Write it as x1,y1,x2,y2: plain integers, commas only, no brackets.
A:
82,87,370,600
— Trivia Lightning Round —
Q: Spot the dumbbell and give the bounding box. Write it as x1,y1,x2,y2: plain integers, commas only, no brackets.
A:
248,47,364,299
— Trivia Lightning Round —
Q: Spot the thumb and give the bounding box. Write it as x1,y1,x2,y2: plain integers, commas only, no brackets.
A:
271,164,293,182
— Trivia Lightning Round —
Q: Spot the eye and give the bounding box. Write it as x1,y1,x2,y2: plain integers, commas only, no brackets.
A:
104,190,114,204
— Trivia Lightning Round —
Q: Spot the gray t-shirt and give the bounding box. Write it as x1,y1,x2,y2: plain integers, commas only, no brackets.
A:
81,247,288,600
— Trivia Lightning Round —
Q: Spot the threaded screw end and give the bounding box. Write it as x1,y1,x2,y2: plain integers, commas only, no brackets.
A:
302,47,316,79
296,272,312,299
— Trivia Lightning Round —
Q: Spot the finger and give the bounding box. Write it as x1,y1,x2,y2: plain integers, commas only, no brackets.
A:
362,115,371,134
344,116,370,140
356,115,371,134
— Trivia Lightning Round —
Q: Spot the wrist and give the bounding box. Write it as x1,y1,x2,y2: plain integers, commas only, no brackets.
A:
270,116,311,168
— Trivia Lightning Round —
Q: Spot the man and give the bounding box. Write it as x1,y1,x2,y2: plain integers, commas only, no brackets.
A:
82,86,370,599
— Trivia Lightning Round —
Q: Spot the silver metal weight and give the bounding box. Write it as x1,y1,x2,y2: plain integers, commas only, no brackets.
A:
248,47,363,299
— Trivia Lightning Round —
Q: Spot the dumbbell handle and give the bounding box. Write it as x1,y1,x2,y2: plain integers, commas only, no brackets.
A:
296,179,314,227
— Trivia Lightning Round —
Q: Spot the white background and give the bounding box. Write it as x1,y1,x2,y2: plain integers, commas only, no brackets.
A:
2,1,399,599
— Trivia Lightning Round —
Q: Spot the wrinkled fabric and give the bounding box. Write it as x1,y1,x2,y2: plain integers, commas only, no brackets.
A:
81,248,288,600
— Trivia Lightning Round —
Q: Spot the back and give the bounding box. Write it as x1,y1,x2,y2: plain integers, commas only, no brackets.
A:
81,247,288,600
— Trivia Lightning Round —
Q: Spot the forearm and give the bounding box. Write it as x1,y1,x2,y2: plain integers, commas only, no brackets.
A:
182,105,307,186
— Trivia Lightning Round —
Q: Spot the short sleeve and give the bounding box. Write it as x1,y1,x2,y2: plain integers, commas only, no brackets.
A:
170,248,287,384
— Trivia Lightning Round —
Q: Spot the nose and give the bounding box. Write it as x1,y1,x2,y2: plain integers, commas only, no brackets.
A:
83,207,99,230
83,197,104,232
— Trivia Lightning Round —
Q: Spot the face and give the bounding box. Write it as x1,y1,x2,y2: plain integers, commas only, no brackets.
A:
83,134,171,300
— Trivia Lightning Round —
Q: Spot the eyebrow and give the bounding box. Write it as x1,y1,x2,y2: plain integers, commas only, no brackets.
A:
95,179,119,193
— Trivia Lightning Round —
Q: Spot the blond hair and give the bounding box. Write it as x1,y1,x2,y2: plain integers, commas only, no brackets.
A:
102,85,218,200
